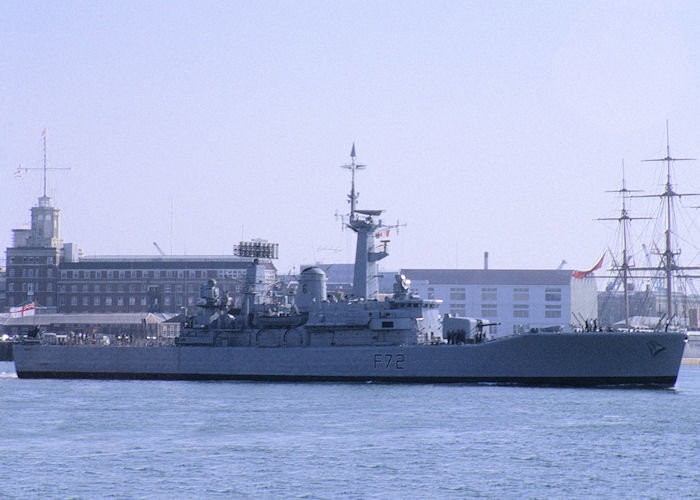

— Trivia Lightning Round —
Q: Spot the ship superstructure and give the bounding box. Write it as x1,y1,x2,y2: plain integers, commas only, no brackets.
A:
176,144,444,348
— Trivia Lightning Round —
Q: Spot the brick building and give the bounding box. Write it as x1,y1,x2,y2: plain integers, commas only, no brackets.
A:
4,195,276,314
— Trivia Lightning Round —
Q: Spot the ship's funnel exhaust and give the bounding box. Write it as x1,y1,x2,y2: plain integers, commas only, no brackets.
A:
296,267,327,311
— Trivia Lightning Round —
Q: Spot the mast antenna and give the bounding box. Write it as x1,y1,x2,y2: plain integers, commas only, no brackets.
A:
339,142,366,220
18,129,71,198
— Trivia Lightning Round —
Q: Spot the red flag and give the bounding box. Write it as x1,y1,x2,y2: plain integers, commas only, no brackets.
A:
375,229,390,239
572,254,604,279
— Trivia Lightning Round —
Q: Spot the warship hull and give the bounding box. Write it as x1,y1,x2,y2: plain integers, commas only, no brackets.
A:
13,331,686,387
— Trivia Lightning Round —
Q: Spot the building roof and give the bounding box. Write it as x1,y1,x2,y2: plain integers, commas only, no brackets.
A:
401,269,574,286
2,312,177,326
80,255,251,262
61,256,276,270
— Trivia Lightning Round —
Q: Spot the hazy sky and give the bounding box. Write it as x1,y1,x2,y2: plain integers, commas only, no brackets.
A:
1,1,699,278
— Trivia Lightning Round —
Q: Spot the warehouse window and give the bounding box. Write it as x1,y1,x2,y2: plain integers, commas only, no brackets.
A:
450,304,466,317
545,304,561,318
481,304,497,317
513,304,529,318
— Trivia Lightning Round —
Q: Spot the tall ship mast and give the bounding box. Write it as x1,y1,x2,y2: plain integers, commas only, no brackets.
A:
598,163,650,329
632,122,700,324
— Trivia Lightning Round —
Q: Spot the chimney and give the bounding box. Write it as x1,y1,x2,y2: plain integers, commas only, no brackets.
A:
484,251,489,270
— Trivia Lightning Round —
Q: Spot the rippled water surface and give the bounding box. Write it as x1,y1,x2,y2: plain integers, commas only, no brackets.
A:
1,362,698,498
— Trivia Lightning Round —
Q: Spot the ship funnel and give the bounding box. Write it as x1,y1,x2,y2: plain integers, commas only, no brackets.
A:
296,267,327,311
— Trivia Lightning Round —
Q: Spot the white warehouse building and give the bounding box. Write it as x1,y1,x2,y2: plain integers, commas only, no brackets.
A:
401,269,598,336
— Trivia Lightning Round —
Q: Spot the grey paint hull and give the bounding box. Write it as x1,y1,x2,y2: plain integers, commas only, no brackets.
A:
13,331,686,387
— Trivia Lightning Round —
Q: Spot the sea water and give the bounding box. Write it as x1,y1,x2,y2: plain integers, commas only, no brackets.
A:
1,361,698,499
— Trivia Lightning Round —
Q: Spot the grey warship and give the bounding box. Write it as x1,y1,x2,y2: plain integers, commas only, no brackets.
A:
13,147,686,386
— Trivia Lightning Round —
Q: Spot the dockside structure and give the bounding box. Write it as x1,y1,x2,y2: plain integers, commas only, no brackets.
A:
402,268,598,336
4,194,276,314
57,256,275,313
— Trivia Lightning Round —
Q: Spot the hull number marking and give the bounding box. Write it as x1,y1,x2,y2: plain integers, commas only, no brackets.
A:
373,353,405,369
